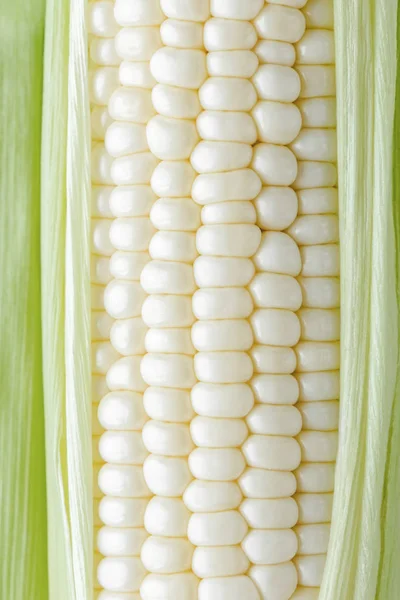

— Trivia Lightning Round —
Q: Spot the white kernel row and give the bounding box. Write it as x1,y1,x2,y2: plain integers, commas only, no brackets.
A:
291,0,339,595
138,3,205,598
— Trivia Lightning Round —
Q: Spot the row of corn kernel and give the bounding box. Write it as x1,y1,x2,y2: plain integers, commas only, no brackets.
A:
244,2,307,599
290,1,339,598
89,2,121,596
139,0,207,597
90,1,163,597
187,2,263,599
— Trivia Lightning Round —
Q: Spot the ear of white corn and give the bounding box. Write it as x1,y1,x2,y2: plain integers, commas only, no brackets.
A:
90,1,339,598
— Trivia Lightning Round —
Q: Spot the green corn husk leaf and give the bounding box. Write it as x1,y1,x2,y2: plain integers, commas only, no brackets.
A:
0,2,48,599
322,1,399,598
41,0,92,598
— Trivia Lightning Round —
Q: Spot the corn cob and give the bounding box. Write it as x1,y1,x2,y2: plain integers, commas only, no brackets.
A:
89,1,339,598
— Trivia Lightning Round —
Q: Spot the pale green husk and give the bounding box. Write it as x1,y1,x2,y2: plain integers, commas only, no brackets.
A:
0,2,48,599
321,1,399,598
41,0,92,598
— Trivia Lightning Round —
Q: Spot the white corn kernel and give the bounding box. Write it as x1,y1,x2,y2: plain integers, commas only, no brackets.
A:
144,497,191,537
143,421,193,456
295,523,330,555
242,529,298,565
97,525,147,553
250,272,302,310
296,30,335,65
251,308,301,347
98,391,147,431
204,18,257,51
239,468,297,499
190,416,248,447
145,328,195,355
254,231,302,276
192,169,261,204
147,115,198,160
144,387,194,423
253,101,302,145
297,308,340,341
105,122,148,158
151,47,207,89
151,160,196,196
188,511,247,546
197,110,257,144
300,244,340,276
297,187,338,214
202,201,256,225
296,371,340,402
297,97,336,128
298,430,338,462
193,546,249,578
119,61,156,89
142,295,194,329
249,562,298,600
99,431,148,465
189,447,246,481
114,0,164,27
104,280,146,319
255,39,296,66
296,65,336,98
207,50,259,78
141,537,194,574
255,5,306,43
92,186,113,218
151,84,201,119
111,153,159,186
141,353,196,388
294,161,337,189
251,345,297,375
91,67,119,106
160,0,210,22
295,492,333,524
92,145,114,185
194,256,255,287
110,318,146,356
110,252,150,281
210,0,264,20
92,342,120,375
149,231,197,262
97,557,146,593
253,64,301,102
252,143,298,186
291,129,337,162
184,480,242,512
99,464,150,498
161,19,203,49
199,77,257,111
109,218,154,252
109,185,155,217
294,554,326,587
196,223,260,257
143,454,192,497
198,576,260,600
92,311,114,341
191,382,254,418
241,497,299,529
303,0,334,29
243,435,301,471
141,260,196,294
247,405,302,436
298,400,339,431
89,2,119,38
106,356,146,392
191,141,252,173
251,374,299,405
91,38,120,66
194,350,253,383
141,573,199,600
191,319,253,352
255,186,298,230
296,463,335,493
115,27,162,62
